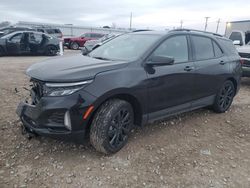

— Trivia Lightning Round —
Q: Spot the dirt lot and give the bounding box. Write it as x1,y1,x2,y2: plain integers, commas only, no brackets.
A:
0,50,249,188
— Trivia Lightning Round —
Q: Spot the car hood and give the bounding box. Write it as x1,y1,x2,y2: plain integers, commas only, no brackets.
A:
26,54,129,82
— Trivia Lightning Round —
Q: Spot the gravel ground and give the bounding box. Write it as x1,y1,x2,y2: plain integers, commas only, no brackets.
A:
0,50,250,188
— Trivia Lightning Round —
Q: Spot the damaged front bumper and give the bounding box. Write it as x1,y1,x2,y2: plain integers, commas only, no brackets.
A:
16,88,97,143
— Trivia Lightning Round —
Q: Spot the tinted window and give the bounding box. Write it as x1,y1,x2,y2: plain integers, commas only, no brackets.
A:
10,33,23,43
29,33,43,43
84,33,91,38
37,29,45,33
153,35,188,63
229,32,243,45
54,29,61,33
213,41,223,57
192,36,214,60
218,38,238,55
45,29,56,34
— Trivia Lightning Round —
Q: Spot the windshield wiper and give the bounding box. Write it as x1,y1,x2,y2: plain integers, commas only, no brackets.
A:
92,56,113,61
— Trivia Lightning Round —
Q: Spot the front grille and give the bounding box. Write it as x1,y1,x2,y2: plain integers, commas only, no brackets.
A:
48,112,65,124
239,52,250,58
30,79,44,105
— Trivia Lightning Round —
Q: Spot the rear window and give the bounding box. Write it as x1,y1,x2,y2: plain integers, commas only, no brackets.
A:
229,32,243,45
192,36,214,60
91,33,103,38
45,29,61,34
217,38,238,55
212,41,223,57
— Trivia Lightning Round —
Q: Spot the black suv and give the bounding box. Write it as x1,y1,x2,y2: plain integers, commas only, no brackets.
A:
16,29,241,154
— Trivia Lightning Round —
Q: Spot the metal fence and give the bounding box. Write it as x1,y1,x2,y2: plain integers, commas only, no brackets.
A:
16,21,129,37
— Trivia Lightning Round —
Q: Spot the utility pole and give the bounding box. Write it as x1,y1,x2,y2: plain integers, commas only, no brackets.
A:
180,20,183,29
216,18,220,33
204,17,210,31
129,12,132,30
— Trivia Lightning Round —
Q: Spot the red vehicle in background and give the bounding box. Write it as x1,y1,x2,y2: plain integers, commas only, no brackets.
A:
64,32,104,50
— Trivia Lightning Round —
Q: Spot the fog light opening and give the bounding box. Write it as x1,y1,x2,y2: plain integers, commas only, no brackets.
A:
64,111,72,130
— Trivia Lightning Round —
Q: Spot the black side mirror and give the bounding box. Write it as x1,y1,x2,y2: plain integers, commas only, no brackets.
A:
147,55,175,66
81,47,89,55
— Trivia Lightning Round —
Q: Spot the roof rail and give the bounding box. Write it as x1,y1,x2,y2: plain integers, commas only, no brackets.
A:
170,28,224,37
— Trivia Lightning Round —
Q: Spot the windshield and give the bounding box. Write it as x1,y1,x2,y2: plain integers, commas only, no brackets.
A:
88,33,162,61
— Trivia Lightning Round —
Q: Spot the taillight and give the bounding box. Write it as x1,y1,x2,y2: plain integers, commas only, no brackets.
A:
240,59,244,65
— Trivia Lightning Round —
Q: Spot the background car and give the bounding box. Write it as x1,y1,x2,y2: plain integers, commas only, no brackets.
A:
0,26,35,38
34,27,63,39
64,32,104,50
229,30,250,77
83,33,117,51
0,31,60,56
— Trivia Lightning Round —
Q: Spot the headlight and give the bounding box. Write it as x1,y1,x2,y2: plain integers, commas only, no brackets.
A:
44,80,93,96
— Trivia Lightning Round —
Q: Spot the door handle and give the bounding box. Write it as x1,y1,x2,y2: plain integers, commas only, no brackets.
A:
184,66,195,71
219,61,226,65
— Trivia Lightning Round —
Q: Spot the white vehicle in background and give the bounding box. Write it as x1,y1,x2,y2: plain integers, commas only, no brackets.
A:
229,30,250,77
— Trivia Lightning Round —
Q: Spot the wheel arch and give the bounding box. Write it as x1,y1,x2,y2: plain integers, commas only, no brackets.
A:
86,92,143,131
227,77,238,95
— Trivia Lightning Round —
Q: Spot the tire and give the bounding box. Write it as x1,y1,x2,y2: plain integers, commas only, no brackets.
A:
70,42,79,50
45,45,58,56
213,80,235,113
90,99,134,154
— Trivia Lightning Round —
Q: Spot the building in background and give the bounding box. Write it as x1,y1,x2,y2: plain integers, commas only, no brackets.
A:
225,20,250,37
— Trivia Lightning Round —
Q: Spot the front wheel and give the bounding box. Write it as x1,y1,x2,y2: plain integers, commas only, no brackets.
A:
213,80,235,113
90,99,134,154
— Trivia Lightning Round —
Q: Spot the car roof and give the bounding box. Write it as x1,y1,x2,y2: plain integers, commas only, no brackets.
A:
1,30,47,38
129,29,229,40
129,30,167,36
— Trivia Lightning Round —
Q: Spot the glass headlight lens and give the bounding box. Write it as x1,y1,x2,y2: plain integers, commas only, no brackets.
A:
44,80,93,96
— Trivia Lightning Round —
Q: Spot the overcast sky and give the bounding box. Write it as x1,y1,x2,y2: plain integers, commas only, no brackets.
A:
1,0,250,34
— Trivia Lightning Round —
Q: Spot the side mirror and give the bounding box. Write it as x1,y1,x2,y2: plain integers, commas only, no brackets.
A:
81,46,89,55
147,55,175,66
0,32,4,38
233,40,241,45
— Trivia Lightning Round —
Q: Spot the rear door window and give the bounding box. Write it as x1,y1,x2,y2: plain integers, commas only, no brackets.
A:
192,36,214,60
153,35,189,63
218,38,238,55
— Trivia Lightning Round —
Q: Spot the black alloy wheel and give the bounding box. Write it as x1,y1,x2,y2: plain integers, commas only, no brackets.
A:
90,99,134,154
213,80,235,113
108,108,132,148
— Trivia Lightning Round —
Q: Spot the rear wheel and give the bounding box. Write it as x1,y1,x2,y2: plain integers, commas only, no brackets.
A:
213,80,235,113
90,99,134,154
70,42,79,50
45,45,58,56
